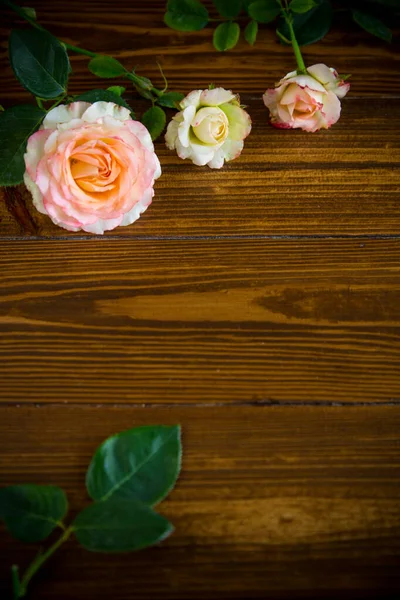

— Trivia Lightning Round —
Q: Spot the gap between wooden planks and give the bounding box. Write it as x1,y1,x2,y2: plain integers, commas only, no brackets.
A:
0,404,399,600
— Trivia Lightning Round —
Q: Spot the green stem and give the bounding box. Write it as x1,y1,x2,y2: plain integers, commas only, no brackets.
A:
35,97,44,110
277,0,307,74
286,19,306,73
3,0,46,31
18,527,73,598
11,565,20,600
63,44,96,58
3,0,96,57
124,72,161,99
48,94,67,112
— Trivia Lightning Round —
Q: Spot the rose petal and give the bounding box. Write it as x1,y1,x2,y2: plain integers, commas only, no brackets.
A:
200,87,236,107
219,103,251,141
82,101,131,123
180,90,202,110
178,105,196,148
43,102,91,130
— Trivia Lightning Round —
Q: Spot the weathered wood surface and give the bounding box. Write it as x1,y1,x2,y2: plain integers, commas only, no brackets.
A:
1,0,400,598
1,405,399,599
1,98,400,238
1,0,399,103
0,239,399,405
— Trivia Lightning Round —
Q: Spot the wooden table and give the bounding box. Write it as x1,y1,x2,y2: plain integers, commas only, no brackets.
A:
1,1,400,598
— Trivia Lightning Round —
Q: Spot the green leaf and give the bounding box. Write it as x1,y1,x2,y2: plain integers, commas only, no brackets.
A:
242,0,254,13
21,7,37,19
9,29,69,99
0,485,68,542
244,20,258,45
164,0,209,31
277,0,332,46
0,105,46,186
73,498,173,553
157,91,185,108
74,89,135,117
213,22,241,51
289,0,317,14
213,0,242,19
352,10,392,42
248,0,281,23
141,106,167,141
88,55,126,78
106,85,126,96
86,425,181,505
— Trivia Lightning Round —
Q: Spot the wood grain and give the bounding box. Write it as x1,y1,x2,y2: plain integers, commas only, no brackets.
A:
1,1,400,597
0,404,399,599
0,239,399,404
1,0,399,103
1,97,400,238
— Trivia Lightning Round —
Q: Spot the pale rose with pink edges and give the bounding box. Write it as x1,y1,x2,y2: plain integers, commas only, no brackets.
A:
263,64,350,132
24,101,161,233
165,87,251,169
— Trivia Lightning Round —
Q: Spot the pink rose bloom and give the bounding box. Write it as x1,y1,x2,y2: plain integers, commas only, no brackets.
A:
24,101,161,233
263,64,350,132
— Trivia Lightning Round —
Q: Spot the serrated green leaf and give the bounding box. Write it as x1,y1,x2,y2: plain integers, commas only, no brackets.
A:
74,498,173,553
244,20,258,45
289,0,317,14
277,0,332,46
352,9,392,42
9,29,69,99
107,85,126,96
73,89,135,118
157,91,185,108
248,0,281,23
0,105,46,186
164,0,209,31
213,0,242,19
86,425,181,505
141,106,167,140
213,22,240,51
0,485,68,542
88,55,126,78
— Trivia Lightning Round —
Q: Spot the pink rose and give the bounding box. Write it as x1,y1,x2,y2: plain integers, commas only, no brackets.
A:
24,101,161,233
263,64,350,132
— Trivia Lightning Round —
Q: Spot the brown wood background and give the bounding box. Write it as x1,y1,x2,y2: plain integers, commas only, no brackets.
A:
0,1,399,599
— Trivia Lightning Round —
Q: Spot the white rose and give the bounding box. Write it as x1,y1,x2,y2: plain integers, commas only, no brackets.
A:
165,87,251,169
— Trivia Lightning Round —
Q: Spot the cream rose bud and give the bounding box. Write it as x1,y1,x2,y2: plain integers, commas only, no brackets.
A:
165,87,251,169
263,63,350,133
24,101,161,234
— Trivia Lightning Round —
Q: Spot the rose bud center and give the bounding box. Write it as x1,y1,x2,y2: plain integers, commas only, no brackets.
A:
192,107,229,145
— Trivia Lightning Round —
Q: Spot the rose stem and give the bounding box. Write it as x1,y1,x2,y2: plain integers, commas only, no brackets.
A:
278,0,307,74
16,527,74,598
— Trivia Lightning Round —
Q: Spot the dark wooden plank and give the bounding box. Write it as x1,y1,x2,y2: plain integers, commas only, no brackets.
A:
0,404,399,599
1,239,399,404
0,97,399,238
1,1,399,103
